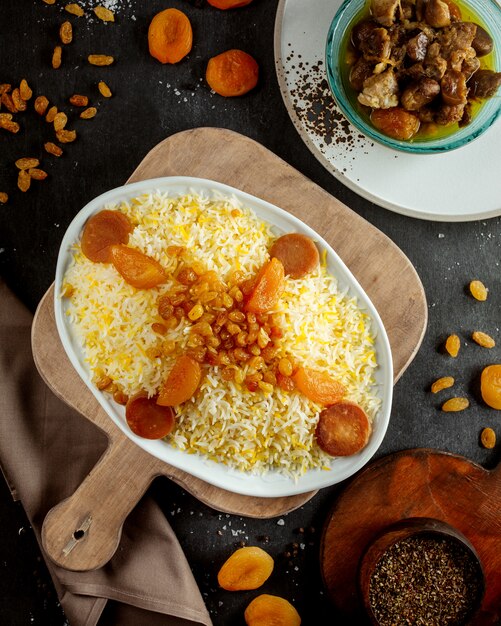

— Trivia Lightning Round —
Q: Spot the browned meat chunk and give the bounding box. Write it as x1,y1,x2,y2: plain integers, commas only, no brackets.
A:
424,42,447,80
471,24,494,57
360,27,392,62
371,0,402,27
401,78,440,110
469,70,501,99
424,0,451,28
351,21,379,51
441,70,467,105
435,103,466,125
406,31,429,62
449,46,476,72
349,58,375,92
461,55,480,81
438,22,477,60
358,69,399,109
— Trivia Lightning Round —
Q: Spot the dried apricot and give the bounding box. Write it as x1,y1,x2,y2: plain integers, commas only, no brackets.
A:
371,107,420,140
60,21,73,44
52,45,62,69
80,106,97,119
208,0,253,7
469,280,488,301
206,49,259,97
472,331,495,348
444,334,460,357
316,401,371,456
431,376,454,393
45,141,63,157
481,365,501,410
270,233,319,279
244,595,301,626
34,96,49,116
110,244,167,289
94,6,115,22
88,54,114,66
442,397,469,412
19,79,32,101
17,170,31,193
244,258,285,313
218,547,274,591
56,129,77,143
81,209,132,263
15,158,39,170
157,355,202,406
292,367,346,406
29,168,48,181
480,427,496,449
69,94,88,107
148,8,193,64
65,3,84,17
126,394,175,439
0,192,8,204
98,80,112,97
53,111,68,131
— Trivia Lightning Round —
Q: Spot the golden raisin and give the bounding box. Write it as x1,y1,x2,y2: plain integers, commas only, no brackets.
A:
442,397,469,412
96,375,112,390
60,21,73,44
0,119,20,133
11,88,27,112
42,0,56,4
15,158,39,170
0,113,12,122
431,376,454,393
88,54,114,66
52,45,62,69
34,95,49,115
29,168,48,181
98,80,112,97
1,92,17,113
472,331,495,349
53,111,68,131
19,79,32,101
469,280,488,301
94,6,115,21
44,141,63,157
244,595,301,626
17,170,31,193
56,129,77,143
444,334,460,357
217,547,274,591
480,427,496,449
46,106,58,123
0,84,11,95
480,365,501,410
65,3,84,16
69,94,88,107
61,283,74,298
80,106,97,119
0,192,8,204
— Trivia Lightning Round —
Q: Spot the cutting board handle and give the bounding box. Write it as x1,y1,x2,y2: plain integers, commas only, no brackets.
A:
41,436,158,571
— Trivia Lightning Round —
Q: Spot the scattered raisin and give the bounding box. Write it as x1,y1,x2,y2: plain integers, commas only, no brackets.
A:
19,79,32,101
88,54,114,66
442,397,469,412
80,106,97,119
469,280,488,301
472,331,495,348
444,334,460,357
60,21,73,44
53,111,68,131
1,92,17,113
29,168,48,181
52,45,62,69
45,106,58,123
34,95,49,116
44,142,63,157
98,80,112,97
0,192,8,204
0,119,20,133
69,94,89,106
94,6,115,22
15,158,40,170
65,3,84,16
17,170,31,193
56,129,77,143
431,376,454,393
480,427,496,449
11,88,27,111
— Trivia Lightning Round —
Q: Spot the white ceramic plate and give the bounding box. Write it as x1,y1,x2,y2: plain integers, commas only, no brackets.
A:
274,0,501,222
54,176,393,497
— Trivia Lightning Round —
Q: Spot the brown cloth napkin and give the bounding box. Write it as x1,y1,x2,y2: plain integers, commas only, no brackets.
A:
0,279,213,626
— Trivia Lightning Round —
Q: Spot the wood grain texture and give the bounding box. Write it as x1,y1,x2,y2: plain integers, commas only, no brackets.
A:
320,448,501,625
33,128,427,572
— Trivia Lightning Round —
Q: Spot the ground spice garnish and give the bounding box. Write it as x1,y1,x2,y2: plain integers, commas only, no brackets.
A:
369,535,483,626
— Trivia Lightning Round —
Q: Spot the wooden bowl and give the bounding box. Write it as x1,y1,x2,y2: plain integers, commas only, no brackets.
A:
358,517,485,626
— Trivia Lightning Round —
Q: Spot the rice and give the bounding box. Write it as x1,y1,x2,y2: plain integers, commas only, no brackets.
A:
64,190,381,478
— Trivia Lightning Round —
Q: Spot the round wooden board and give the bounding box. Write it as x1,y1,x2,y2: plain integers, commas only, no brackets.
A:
320,448,501,626
34,128,427,572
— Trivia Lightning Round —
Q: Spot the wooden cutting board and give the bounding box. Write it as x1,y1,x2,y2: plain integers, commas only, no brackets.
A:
33,128,427,572
320,448,501,625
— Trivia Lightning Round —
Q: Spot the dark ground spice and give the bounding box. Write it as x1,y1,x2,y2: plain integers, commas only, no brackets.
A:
369,534,483,626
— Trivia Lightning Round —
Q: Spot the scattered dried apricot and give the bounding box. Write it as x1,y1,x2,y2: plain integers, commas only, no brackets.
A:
218,547,274,591
126,394,175,439
34,95,49,115
442,397,469,412
80,106,97,119
244,594,301,626
17,170,31,193
53,111,68,131
81,209,132,263
316,401,371,456
52,45,62,69
472,331,495,348
431,376,454,393
480,427,496,449
148,8,193,64
45,141,63,157
98,80,112,97
60,21,73,44
19,79,32,101
65,3,84,17
206,49,259,97
88,54,114,66
292,367,346,406
56,129,77,143
15,158,39,170
245,258,285,313
157,355,202,406
481,365,501,410
69,94,88,106
444,334,460,357
469,280,488,301
208,0,253,7
94,6,115,22
0,192,8,204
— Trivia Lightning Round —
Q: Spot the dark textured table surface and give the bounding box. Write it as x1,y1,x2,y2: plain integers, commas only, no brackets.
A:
1,1,500,625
